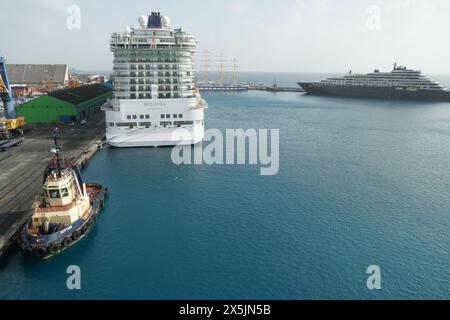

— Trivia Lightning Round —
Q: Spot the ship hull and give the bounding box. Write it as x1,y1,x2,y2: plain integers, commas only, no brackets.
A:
298,83,450,102
105,98,206,148
106,125,204,148
18,184,107,260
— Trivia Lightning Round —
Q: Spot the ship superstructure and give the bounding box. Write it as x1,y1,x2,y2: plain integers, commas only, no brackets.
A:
105,12,207,147
299,64,450,102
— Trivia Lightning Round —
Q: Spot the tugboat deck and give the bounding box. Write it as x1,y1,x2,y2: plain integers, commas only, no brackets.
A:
36,201,79,213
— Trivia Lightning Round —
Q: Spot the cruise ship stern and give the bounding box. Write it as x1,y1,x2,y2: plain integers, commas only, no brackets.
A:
107,11,207,147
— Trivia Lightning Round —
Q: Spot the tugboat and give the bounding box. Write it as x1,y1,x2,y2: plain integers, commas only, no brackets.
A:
18,129,108,259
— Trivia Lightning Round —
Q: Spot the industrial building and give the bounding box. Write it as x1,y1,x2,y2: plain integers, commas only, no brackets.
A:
6,64,69,89
16,84,112,124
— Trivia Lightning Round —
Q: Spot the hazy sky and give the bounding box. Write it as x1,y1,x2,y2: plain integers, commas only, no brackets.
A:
1,0,449,74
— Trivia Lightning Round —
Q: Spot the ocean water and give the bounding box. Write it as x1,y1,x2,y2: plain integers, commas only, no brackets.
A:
1,87,450,300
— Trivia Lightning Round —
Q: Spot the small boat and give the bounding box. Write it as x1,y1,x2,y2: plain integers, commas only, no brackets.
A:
266,80,279,92
18,129,108,259
196,82,249,92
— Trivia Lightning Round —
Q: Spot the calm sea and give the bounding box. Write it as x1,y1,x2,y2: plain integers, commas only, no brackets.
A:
1,73,450,300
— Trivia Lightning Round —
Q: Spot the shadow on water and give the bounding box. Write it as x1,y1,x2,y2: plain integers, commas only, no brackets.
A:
0,218,103,274
0,245,46,280
0,244,21,271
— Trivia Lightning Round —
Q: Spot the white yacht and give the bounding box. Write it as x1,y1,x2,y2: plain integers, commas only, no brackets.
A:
104,12,207,148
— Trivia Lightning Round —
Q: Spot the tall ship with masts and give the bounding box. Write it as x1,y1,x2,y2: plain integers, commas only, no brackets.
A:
105,12,208,148
196,52,248,92
298,64,450,102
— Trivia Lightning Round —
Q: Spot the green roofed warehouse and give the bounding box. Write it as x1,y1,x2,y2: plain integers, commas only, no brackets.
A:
16,84,112,124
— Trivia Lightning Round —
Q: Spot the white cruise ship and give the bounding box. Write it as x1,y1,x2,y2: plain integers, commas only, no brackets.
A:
104,12,207,148
299,64,450,102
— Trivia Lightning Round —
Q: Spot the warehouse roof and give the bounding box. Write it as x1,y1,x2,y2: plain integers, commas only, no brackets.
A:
49,84,112,105
6,64,69,85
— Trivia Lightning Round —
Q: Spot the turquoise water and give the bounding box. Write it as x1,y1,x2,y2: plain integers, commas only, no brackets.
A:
1,90,450,299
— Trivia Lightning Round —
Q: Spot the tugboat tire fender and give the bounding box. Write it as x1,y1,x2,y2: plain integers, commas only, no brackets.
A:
48,245,60,255
19,241,27,250
63,237,73,247
72,230,82,241
33,247,47,258
81,225,89,234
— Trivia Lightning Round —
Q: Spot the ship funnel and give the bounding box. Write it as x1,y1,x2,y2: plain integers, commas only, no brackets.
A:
147,11,163,29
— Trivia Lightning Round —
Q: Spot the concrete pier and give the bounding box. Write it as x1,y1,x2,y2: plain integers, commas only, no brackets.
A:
0,112,106,258
248,85,305,92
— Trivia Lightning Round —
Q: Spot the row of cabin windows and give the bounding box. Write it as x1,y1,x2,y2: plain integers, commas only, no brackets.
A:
130,93,181,99
161,114,183,119
126,114,184,120
128,72,192,77
129,79,179,85
109,120,195,128
129,85,179,91
115,94,196,100
127,114,150,120
47,188,69,199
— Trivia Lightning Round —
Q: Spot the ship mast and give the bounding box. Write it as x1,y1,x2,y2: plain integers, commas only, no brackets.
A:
230,58,239,84
200,50,211,83
52,128,63,177
215,53,227,85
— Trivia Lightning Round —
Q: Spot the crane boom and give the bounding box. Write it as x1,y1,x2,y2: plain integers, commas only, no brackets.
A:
0,55,26,140
0,55,16,119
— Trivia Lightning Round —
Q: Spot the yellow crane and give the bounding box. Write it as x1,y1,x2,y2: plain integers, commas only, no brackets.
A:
0,117,26,139
1,55,26,140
